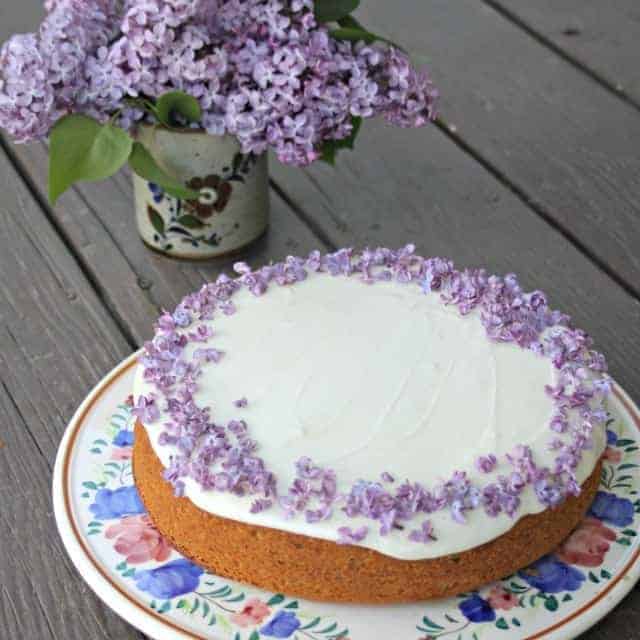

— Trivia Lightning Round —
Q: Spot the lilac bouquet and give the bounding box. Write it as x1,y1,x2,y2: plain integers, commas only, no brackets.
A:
0,0,437,203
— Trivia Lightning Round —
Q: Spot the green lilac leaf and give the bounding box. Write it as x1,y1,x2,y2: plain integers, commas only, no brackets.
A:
544,595,559,612
156,90,202,127
49,114,132,204
314,0,359,23
129,142,200,200
267,594,285,606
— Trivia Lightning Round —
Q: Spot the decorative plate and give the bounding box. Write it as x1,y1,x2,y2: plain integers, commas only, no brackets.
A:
53,353,640,640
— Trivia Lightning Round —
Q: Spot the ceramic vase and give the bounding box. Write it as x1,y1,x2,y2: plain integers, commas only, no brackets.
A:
133,125,269,259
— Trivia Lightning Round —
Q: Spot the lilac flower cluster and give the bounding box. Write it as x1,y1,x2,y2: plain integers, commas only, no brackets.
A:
0,0,437,164
137,244,610,547
279,456,338,523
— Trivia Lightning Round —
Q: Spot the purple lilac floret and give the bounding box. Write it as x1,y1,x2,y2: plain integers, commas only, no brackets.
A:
0,1,437,164
336,525,369,545
475,454,497,474
136,245,610,546
408,520,435,544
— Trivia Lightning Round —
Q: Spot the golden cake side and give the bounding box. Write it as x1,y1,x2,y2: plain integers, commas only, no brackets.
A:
133,421,602,603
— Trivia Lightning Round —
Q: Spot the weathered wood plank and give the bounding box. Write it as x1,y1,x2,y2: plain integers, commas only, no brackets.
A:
490,0,640,107
0,146,142,639
357,0,640,296
8,141,328,344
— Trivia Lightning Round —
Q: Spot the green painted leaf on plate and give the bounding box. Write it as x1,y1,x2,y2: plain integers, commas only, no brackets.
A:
544,595,559,612
495,617,509,630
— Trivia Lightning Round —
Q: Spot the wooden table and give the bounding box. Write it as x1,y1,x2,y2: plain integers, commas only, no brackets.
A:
1,2,639,638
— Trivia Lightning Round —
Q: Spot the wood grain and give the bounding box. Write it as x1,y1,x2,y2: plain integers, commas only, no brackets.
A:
357,0,640,296
490,0,640,107
0,146,144,639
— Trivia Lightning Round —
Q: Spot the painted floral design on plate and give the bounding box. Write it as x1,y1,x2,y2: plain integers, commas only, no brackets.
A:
65,360,640,640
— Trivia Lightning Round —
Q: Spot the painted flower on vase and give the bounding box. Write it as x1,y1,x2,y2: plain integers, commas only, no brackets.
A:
106,514,171,564
134,559,203,599
260,610,301,638
113,429,134,447
589,491,635,527
518,556,585,593
186,175,232,218
458,594,496,623
149,182,164,204
486,585,519,610
89,486,145,520
606,429,618,446
230,597,271,628
556,517,617,567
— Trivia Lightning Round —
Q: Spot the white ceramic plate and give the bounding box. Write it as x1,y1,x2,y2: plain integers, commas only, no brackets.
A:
53,352,640,640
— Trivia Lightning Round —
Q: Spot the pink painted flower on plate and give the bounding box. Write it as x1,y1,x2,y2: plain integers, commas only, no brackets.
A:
111,446,133,460
486,585,519,611
230,598,270,628
603,447,622,463
556,517,617,567
105,514,171,564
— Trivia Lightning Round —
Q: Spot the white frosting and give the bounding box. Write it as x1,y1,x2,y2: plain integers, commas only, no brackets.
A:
134,272,605,560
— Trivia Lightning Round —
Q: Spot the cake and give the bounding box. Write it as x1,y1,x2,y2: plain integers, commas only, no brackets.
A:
132,245,610,603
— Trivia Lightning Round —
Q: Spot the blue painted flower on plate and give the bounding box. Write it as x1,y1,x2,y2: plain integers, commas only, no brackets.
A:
260,610,302,637
458,594,496,623
89,486,145,520
134,559,204,599
518,556,585,593
589,491,634,527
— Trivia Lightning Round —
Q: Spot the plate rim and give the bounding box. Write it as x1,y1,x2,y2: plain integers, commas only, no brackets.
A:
53,352,640,640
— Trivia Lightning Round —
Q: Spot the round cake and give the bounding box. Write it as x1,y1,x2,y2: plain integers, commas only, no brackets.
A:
132,245,610,603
